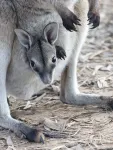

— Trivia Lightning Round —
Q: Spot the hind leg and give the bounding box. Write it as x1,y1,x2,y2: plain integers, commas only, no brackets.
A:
60,0,113,108
0,3,44,142
0,36,44,143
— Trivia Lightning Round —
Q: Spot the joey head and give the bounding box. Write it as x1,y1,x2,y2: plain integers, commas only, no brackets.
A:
15,22,66,84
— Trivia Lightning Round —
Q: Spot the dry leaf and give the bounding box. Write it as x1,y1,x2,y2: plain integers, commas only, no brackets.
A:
89,50,108,59
97,77,109,88
92,65,103,76
52,145,68,150
67,121,76,128
100,65,113,71
23,101,32,110
6,136,16,150
52,85,60,94
66,144,84,150
35,93,46,102
75,144,84,150
43,118,65,131
79,53,92,62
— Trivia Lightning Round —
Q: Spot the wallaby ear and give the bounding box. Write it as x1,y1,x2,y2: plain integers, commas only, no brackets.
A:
14,29,33,49
43,22,59,45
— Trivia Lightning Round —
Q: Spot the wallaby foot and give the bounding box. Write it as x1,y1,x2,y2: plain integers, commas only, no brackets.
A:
60,92,113,109
0,116,45,143
60,69,113,109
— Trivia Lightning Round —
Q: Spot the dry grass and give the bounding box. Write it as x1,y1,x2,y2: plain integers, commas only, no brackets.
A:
1,0,113,150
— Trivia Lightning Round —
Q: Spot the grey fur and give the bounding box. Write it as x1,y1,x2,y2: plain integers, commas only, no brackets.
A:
0,0,113,142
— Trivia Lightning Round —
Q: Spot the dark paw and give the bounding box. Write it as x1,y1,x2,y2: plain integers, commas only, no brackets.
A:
100,96,113,111
25,129,45,143
61,9,81,32
88,11,100,29
16,123,45,143
107,99,113,110
56,46,66,60
15,122,67,142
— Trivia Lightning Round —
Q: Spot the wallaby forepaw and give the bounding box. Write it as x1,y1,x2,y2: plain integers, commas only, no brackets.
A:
61,10,81,32
88,11,100,29
56,46,66,60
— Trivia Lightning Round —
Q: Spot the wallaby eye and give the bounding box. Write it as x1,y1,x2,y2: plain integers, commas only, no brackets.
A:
52,56,56,63
30,60,36,68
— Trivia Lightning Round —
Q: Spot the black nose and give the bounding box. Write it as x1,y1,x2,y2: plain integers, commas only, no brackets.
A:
52,56,56,63
39,73,52,85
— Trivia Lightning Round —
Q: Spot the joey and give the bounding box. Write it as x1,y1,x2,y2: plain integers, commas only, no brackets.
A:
15,22,60,84
14,22,66,85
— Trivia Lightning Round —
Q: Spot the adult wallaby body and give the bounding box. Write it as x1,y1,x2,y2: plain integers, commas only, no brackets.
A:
0,0,84,142
0,0,113,143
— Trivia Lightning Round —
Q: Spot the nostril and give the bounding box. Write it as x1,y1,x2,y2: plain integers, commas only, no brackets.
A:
30,60,35,68
52,56,56,63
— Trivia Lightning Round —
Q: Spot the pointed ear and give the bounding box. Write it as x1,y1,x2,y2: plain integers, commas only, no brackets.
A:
43,22,59,45
14,29,33,49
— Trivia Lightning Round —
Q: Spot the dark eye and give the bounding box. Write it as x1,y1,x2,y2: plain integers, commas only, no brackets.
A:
52,56,56,63
30,60,36,68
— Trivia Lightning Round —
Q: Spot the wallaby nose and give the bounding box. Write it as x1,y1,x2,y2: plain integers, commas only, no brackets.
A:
40,73,52,85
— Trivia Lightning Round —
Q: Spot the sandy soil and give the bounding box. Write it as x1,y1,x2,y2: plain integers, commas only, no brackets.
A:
1,0,113,150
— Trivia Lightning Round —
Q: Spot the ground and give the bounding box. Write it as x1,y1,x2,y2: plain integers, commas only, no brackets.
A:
1,1,113,150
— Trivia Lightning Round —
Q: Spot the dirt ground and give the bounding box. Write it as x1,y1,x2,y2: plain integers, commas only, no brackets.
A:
1,0,113,150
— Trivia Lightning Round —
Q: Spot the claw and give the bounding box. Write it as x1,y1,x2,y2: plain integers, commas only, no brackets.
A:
25,129,45,143
88,11,100,29
56,46,67,60
35,132,45,143
61,9,81,32
17,123,45,143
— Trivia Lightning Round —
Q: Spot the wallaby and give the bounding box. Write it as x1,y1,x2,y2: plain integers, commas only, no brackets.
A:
0,0,112,143
0,0,81,143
